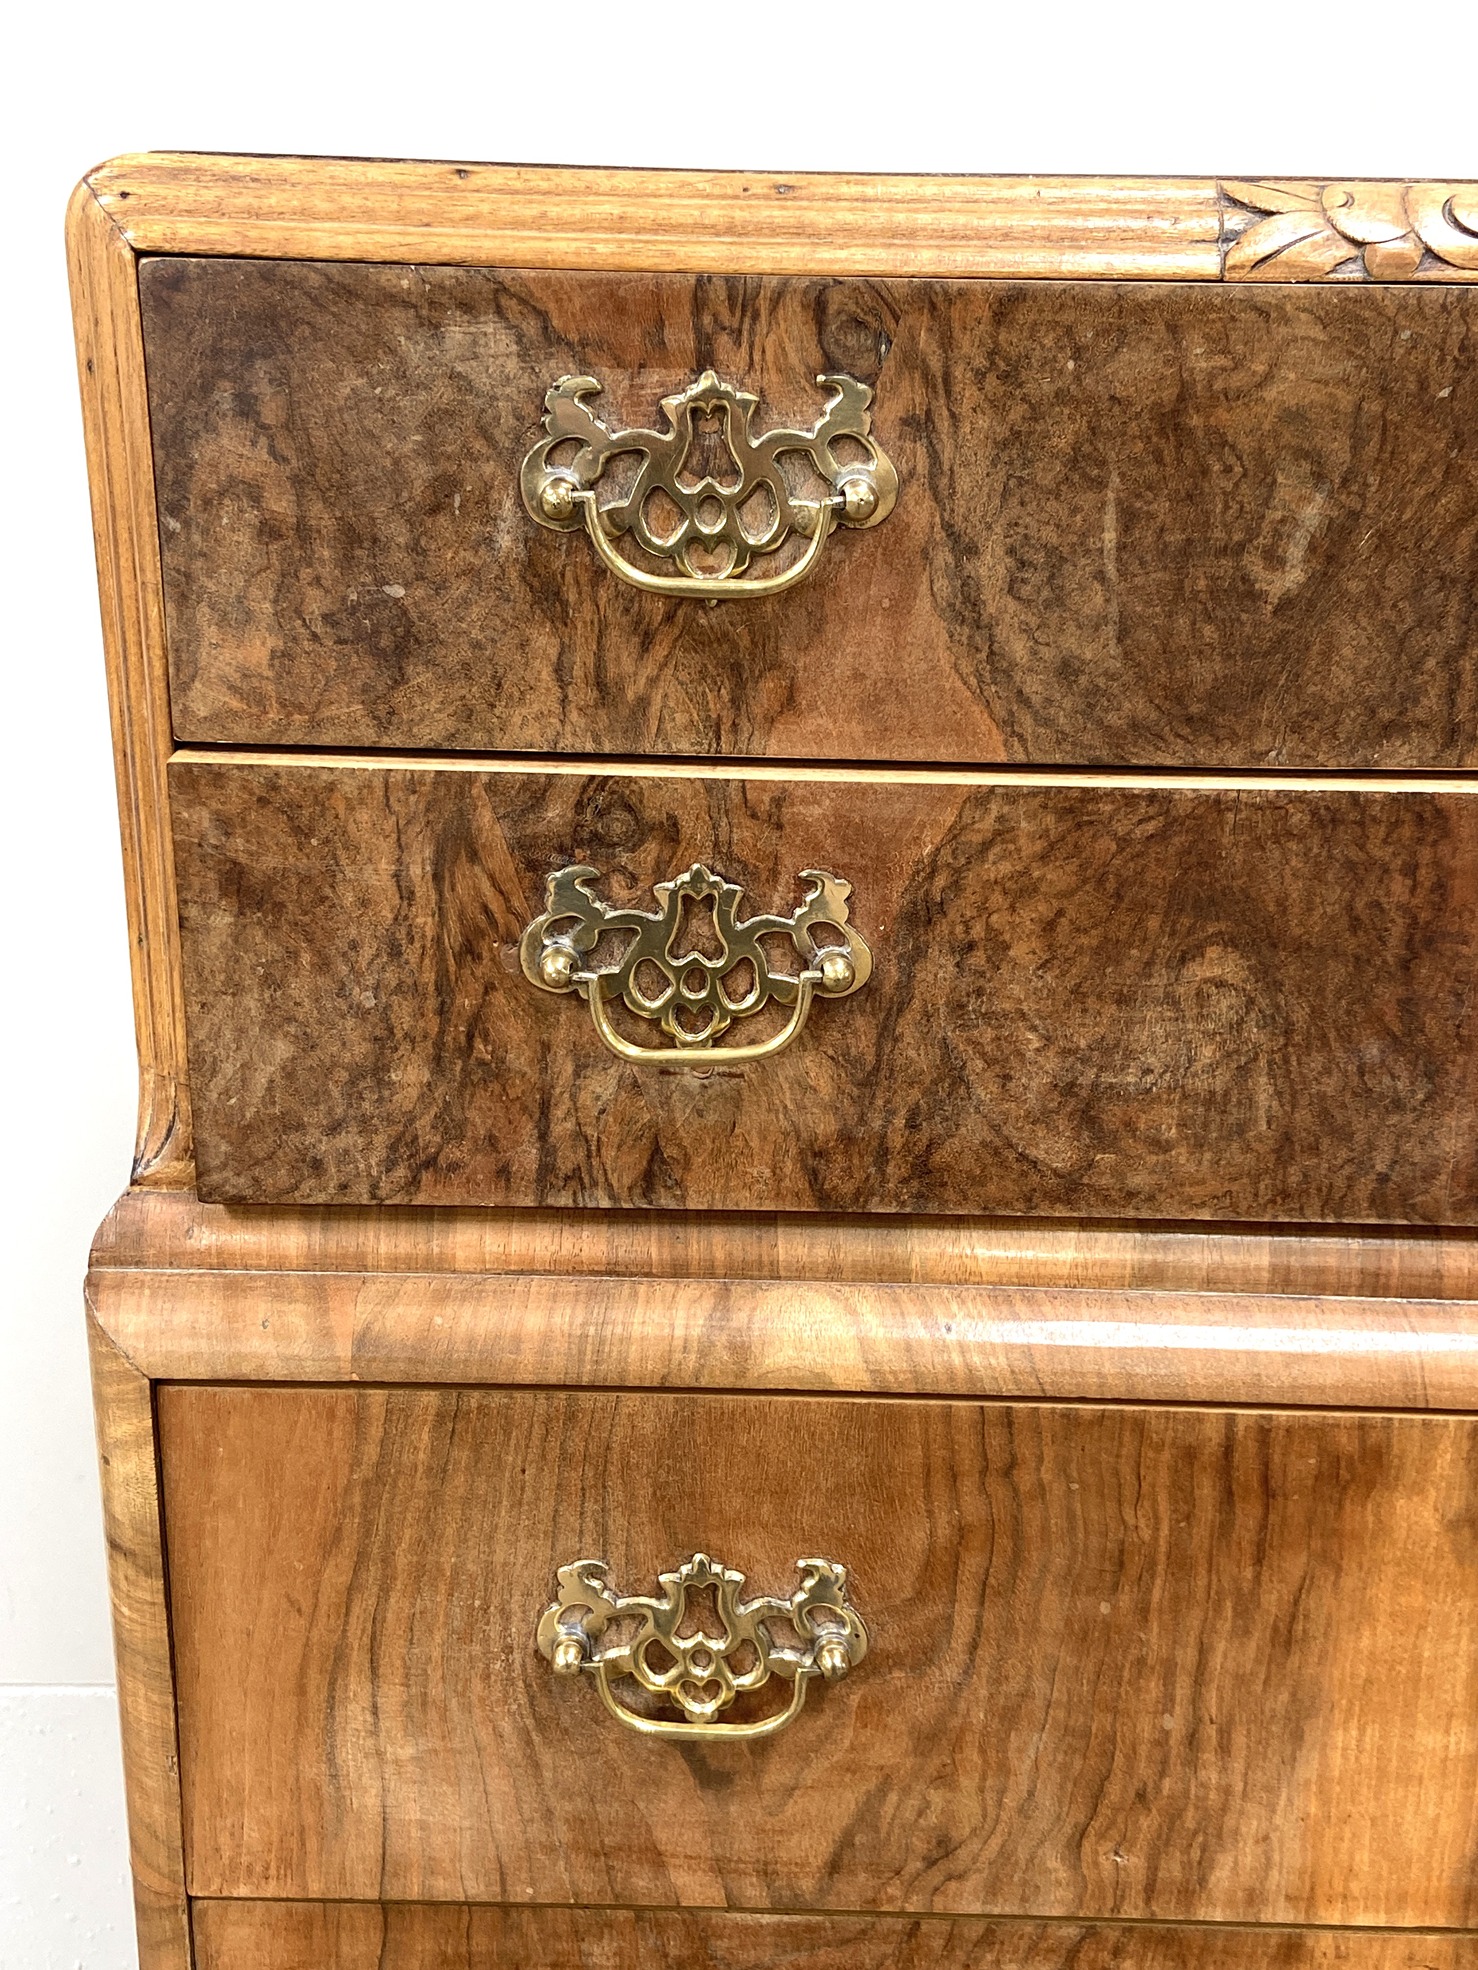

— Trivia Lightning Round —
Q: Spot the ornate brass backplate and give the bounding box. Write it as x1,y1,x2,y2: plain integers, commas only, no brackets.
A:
536,1552,868,1742
519,861,871,1066
520,369,897,598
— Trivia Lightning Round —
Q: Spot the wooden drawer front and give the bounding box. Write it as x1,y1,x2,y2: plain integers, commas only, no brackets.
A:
189,1902,1478,1969
159,1387,1478,1924
142,260,1477,768
170,755,1478,1222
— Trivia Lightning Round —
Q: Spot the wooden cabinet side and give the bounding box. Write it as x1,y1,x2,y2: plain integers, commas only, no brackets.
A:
86,1301,192,1968
65,180,192,1188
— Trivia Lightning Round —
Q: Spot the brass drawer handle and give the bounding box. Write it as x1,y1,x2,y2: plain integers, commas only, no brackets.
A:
520,369,896,599
537,1552,868,1743
519,861,871,1068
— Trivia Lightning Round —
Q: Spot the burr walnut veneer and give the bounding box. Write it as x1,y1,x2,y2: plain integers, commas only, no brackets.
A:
142,261,1477,768
70,155,1478,1970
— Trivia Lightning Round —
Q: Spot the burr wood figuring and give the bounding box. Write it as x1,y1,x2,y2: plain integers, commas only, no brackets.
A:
69,156,1478,1970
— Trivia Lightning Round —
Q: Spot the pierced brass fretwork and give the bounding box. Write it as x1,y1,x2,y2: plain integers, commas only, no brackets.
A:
536,1552,868,1742
520,369,897,598
519,860,871,1067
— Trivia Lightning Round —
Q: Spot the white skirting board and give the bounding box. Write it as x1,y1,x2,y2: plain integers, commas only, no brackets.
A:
0,1687,135,1970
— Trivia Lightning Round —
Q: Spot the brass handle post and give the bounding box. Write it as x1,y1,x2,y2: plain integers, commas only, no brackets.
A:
519,862,870,1069
536,1553,868,1743
521,369,896,600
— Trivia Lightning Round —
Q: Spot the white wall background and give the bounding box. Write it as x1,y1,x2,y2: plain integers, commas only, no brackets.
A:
2,3,1473,1962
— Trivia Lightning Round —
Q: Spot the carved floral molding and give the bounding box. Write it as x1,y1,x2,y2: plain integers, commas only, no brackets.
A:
1220,180,1478,281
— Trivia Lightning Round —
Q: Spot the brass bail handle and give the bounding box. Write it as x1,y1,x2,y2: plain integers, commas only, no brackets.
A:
520,369,897,600
519,862,872,1069
536,1553,868,1743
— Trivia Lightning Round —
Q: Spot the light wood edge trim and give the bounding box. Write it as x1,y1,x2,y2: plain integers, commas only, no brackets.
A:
85,1266,1478,1412
170,746,1478,796
84,154,1224,278
67,183,193,1188
86,1302,193,1969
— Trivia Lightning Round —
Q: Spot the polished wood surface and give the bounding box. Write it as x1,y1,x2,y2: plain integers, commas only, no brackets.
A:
66,184,193,1185
91,1186,1478,1414
87,1316,191,1969
88,1260,1478,1412
162,1387,1478,1922
191,1901,1478,1969
73,154,1478,1970
142,259,1478,766
92,1185,1478,1300
171,755,1478,1222
64,157,1478,1206
87,156,1223,277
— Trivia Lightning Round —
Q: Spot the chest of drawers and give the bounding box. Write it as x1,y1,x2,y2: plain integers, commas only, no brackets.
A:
70,155,1478,1969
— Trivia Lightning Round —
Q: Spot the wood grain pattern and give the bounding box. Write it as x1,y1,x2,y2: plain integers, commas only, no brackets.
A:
170,755,1478,1224
88,1179,1478,1411
1222,180,1478,281
190,1900,1478,1970
74,152,1478,1970
91,1184,1478,1302
86,1314,192,1968
89,156,1222,277
160,1386,1478,1924
141,259,1478,766
87,1260,1478,1413
66,185,193,1185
